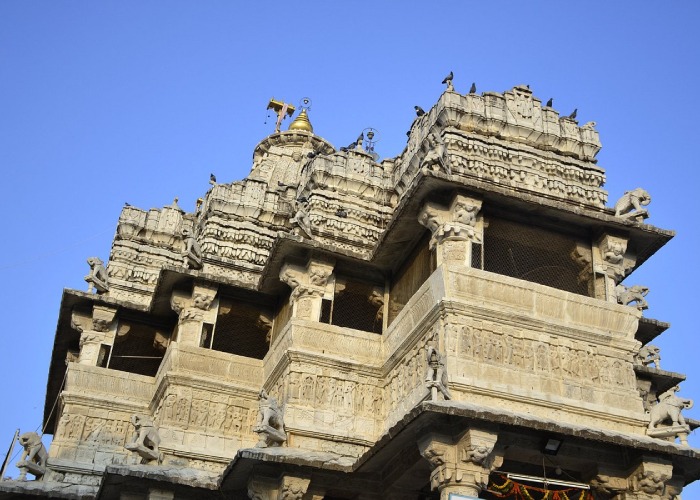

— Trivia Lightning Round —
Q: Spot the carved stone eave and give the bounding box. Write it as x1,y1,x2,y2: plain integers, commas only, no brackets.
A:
369,167,674,276
634,365,686,395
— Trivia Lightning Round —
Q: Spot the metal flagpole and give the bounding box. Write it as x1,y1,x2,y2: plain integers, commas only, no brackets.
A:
0,429,19,481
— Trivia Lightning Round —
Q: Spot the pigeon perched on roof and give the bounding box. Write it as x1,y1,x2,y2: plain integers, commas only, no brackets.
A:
441,71,453,85
356,132,364,145
469,82,477,94
545,98,553,107
414,106,425,117
209,173,217,185
568,108,578,120
340,141,358,152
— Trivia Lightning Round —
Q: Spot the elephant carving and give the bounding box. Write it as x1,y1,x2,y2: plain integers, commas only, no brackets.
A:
648,386,693,430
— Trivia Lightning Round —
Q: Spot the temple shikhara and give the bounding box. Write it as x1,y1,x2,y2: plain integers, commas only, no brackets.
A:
2,81,700,499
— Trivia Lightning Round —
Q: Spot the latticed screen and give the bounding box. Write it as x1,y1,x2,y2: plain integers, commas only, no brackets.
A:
319,279,383,334
108,321,166,377
208,298,270,359
482,217,593,297
388,234,434,326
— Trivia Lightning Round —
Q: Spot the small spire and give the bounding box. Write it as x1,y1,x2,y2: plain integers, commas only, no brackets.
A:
288,109,313,133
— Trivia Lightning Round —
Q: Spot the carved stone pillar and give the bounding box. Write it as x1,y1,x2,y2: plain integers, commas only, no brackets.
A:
612,458,674,500
280,257,335,321
418,427,501,500
71,305,117,366
594,234,634,303
418,194,483,268
170,282,218,347
247,474,314,500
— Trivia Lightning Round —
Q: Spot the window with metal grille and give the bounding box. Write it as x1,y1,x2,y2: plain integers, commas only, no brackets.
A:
319,278,384,334
203,298,271,359
388,234,434,326
107,321,168,377
482,217,593,297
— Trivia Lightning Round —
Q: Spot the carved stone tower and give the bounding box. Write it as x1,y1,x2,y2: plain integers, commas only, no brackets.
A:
2,84,699,499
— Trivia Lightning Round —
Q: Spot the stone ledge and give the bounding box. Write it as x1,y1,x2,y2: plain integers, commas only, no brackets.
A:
0,480,98,500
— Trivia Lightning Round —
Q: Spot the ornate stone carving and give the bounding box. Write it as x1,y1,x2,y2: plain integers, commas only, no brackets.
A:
290,198,313,239
84,257,109,294
614,187,651,221
635,344,661,369
254,389,286,448
277,475,311,500
418,428,500,498
16,432,47,480
280,258,335,320
182,228,203,270
125,414,161,462
616,284,649,310
628,460,673,498
425,347,451,401
418,194,483,267
647,386,693,444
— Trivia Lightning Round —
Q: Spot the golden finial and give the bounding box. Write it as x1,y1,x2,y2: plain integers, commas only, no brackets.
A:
288,109,313,132
288,97,313,133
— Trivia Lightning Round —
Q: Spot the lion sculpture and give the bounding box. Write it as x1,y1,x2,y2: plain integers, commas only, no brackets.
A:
253,389,286,447
125,414,161,461
16,431,47,480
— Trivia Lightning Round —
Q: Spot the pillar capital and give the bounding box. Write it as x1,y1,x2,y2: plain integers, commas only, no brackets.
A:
418,427,501,500
279,257,335,320
170,283,219,347
418,194,483,267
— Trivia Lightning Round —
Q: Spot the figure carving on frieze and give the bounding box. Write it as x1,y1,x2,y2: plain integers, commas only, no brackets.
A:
253,389,286,448
15,432,47,480
616,284,649,310
84,257,109,294
614,187,651,219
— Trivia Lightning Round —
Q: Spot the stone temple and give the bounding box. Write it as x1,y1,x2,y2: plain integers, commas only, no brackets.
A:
2,83,699,499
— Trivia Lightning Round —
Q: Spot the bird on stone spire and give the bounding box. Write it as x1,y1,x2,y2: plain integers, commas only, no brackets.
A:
469,82,477,94
209,173,217,185
356,131,364,145
414,106,425,117
545,98,553,107
568,108,578,120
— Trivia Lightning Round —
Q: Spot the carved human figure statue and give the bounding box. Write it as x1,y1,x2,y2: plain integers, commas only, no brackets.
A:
15,432,47,480
424,347,451,401
614,187,651,217
648,386,694,431
290,198,312,239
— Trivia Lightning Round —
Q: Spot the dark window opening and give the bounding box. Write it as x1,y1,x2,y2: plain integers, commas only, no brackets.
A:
208,298,271,359
482,217,593,297
108,321,167,377
320,279,383,334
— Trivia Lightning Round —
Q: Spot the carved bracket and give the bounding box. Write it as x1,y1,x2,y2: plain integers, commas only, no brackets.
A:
280,257,335,320
419,194,483,268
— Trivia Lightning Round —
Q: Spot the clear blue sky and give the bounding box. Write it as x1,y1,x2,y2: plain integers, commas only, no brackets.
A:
1,0,699,492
